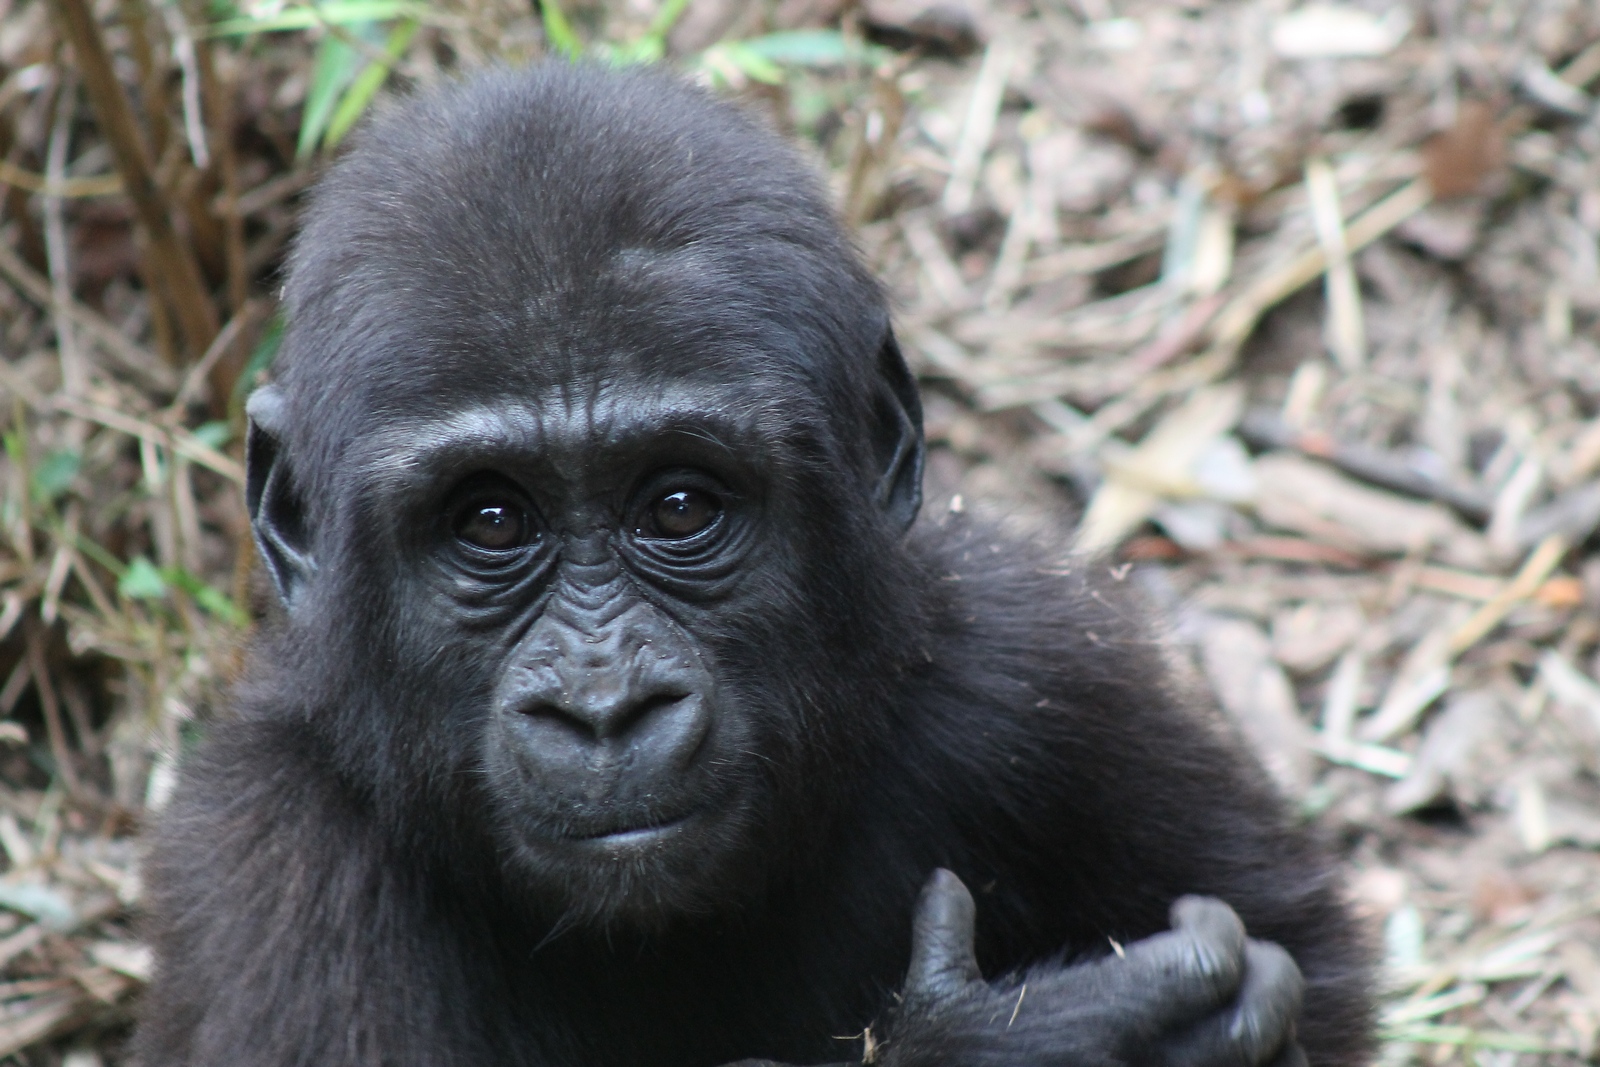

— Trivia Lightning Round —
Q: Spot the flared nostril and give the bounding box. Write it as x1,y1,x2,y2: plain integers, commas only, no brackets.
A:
623,691,689,735
513,700,597,740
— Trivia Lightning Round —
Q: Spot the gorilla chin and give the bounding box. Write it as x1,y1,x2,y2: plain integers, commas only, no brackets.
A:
487,748,767,926
502,809,770,930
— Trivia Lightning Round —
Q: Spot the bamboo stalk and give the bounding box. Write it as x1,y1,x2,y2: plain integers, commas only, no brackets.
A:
52,0,218,363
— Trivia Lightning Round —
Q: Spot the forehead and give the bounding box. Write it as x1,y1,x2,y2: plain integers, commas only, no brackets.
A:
332,239,812,417
349,378,788,484
276,65,887,478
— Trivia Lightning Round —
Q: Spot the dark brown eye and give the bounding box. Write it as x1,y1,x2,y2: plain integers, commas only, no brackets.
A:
453,500,529,551
642,489,721,540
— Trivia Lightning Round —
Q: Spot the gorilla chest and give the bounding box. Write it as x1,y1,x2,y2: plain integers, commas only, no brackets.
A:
504,916,901,1067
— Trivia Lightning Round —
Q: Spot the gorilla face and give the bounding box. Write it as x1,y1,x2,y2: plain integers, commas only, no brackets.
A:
397,387,785,919
243,65,926,930
249,343,919,927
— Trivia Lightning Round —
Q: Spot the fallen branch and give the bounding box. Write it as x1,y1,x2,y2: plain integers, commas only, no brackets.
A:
1239,408,1492,524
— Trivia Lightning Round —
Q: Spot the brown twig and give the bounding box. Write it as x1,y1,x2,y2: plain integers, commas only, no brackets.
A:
51,395,243,483
1066,180,1434,453
114,0,172,160
1448,536,1570,656
23,621,83,798
197,29,247,314
1238,408,1493,525
53,0,218,362
0,242,175,392
165,298,267,416
1512,481,1600,552
0,161,121,197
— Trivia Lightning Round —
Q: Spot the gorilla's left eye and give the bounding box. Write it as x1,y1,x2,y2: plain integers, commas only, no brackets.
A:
639,489,722,540
453,499,531,551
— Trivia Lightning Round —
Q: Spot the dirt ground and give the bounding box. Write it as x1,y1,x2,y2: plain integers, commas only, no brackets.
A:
0,0,1598,1062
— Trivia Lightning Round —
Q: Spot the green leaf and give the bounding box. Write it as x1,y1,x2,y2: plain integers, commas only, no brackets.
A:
738,29,877,66
207,0,245,23
324,17,420,149
119,557,168,600
692,30,889,86
208,0,420,36
192,421,233,450
164,567,249,627
29,449,79,505
118,559,248,625
297,30,362,160
696,41,785,87
179,719,209,755
540,0,582,58
647,0,689,38
608,0,687,63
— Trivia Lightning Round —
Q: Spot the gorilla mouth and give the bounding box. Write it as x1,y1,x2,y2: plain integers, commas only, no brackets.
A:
561,808,700,844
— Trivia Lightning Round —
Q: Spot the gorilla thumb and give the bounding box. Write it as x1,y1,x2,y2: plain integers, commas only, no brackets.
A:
905,869,982,998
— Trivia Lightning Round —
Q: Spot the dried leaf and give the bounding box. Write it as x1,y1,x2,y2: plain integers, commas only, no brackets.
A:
1421,101,1506,200
1271,5,1409,58
1253,454,1489,568
1197,616,1316,795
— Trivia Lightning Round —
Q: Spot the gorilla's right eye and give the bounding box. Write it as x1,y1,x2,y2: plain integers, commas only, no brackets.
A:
452,497,531,552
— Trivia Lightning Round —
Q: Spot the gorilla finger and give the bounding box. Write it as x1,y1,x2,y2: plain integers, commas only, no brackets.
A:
905,869,982,998
1113,898,1247,1015
1162,940,1305,1067
1169,897,1247,951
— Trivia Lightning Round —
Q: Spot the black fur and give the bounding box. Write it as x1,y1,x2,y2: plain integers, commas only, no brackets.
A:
134,63,1373,1067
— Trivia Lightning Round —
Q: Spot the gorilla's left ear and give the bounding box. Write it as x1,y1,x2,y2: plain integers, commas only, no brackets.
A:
868,328,925,532
244,385,316,608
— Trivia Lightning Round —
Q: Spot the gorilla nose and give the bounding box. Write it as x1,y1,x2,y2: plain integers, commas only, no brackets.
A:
505,673,711,773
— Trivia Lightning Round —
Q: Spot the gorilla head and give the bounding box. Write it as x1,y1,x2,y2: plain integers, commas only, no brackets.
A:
245,64,925,927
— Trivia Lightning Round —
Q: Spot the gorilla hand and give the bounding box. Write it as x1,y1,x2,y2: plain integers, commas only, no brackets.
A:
881,870,1307,1067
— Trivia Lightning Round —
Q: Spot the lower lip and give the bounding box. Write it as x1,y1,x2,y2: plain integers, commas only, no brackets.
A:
567,811,696,846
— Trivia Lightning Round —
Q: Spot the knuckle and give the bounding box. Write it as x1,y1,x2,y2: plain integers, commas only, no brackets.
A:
1171,895,1226,930
1182,931,1243,991
1228,1006,1275,1063
1251,942,1305,1009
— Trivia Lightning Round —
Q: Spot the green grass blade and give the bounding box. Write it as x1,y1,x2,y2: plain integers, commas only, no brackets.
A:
297,31,361,160
208,0,418,36
1381,1024,1556,1053
540,0,581,57
324,17,420,149
696,41,785,87
164,567,250,626
646,0,689,38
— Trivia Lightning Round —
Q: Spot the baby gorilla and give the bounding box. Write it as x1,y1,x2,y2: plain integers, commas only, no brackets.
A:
134,63,1372,1067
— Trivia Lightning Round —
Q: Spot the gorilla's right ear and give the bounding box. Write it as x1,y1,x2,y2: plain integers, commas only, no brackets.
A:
245,385,315,607
869,328,926,532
